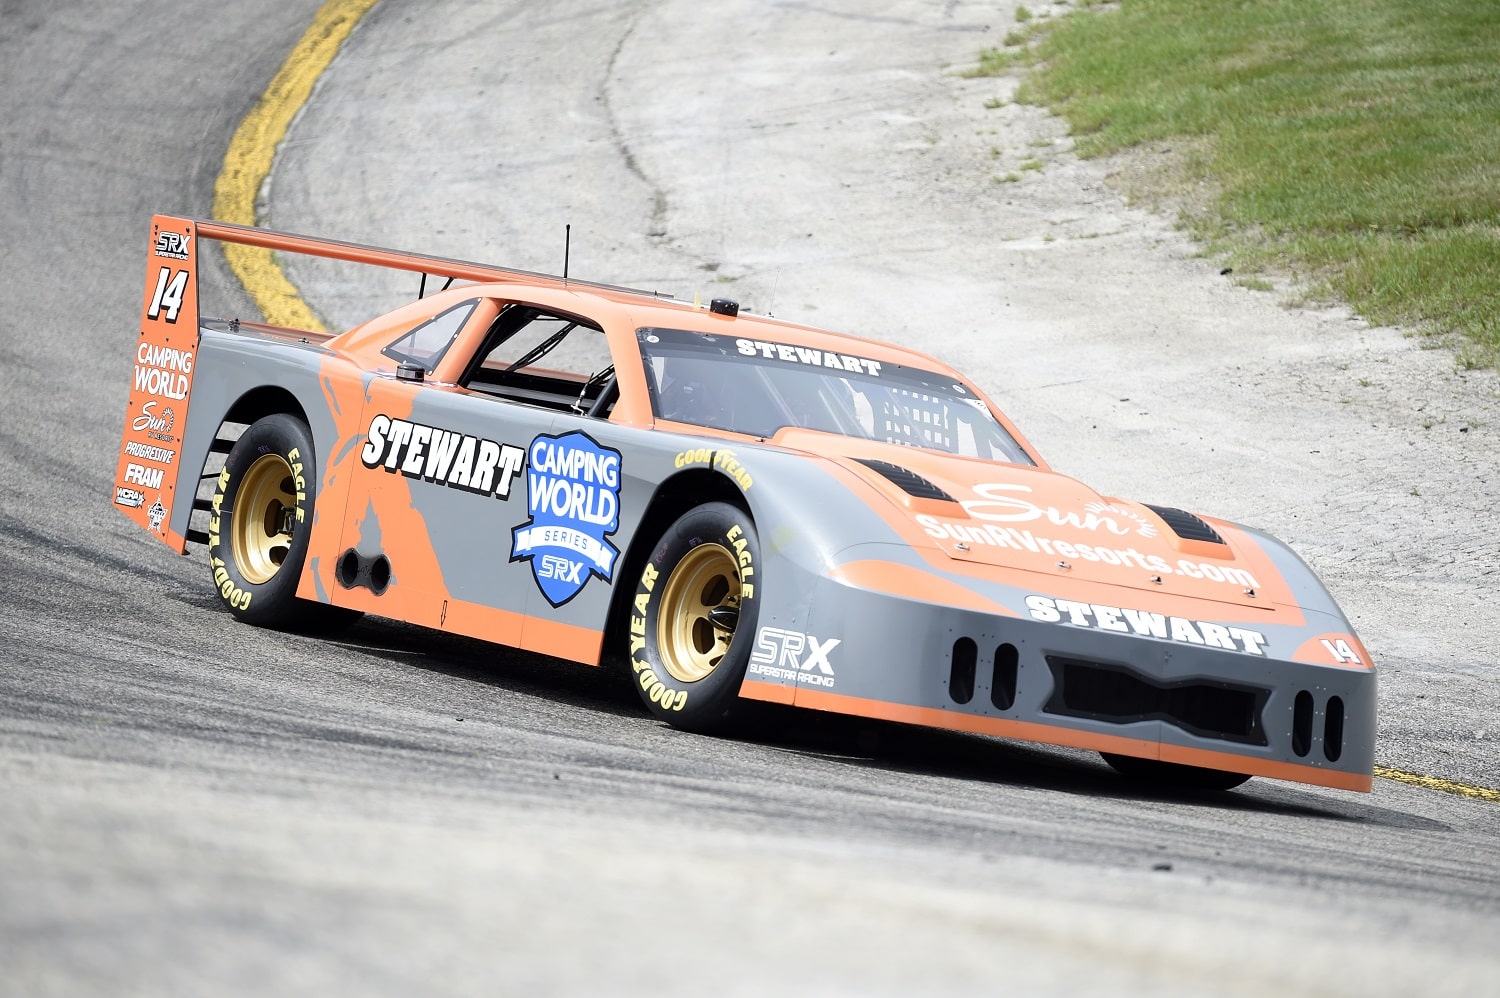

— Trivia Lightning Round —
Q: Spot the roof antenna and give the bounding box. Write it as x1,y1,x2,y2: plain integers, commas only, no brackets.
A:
767,268,781,317
563,223,571,283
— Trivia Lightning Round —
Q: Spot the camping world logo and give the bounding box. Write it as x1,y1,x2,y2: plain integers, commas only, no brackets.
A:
511,431,622,607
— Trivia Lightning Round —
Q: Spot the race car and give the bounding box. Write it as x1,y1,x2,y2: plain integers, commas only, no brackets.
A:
116,215,1376,792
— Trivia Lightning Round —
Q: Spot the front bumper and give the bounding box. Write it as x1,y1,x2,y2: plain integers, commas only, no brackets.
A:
737,561,1375,791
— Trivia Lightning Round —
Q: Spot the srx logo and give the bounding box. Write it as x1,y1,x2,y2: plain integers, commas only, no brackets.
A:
154,231,191,258
537,554,583,585
751,627,839,674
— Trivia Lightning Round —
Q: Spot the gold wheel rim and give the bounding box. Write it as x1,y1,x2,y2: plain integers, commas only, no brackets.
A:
232,453,296,585
656,542,742,684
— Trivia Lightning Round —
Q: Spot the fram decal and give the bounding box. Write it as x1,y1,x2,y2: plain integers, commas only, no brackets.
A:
1025,594,1268,657
735,337,883,376
123,463,164,490
748,627,839,688
511,431,621,607
961,483,1157,537
360,414,524,499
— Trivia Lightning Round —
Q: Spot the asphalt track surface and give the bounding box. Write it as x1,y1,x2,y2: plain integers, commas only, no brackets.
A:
1,1,1497,995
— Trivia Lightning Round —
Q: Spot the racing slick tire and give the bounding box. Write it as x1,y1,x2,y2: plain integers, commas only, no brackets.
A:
207,414,358,631
1101,753,1253,791
629,502,761,733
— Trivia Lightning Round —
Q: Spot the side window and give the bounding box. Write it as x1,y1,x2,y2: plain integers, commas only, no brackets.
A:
462,306,616,414
382,298,478,371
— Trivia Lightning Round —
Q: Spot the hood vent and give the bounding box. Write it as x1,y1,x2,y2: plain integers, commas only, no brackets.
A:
1145,504,1225,545
854,459,954,502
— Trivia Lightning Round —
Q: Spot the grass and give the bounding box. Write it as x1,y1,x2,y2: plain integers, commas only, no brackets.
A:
972,0,1500,366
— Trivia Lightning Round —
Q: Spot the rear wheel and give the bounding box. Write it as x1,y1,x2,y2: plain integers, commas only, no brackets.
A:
628,503,760,732
1102,752,1252,791
207,413,358,630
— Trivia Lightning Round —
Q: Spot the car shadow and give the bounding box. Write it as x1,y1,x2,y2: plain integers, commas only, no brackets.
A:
315,614,1446,832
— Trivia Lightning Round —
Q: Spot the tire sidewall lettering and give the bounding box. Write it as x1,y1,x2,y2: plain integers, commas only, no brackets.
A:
630,503,760,729
206,414,317,625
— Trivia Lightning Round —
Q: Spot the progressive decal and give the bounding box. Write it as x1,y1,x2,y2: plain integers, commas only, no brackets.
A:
360,414,524,499
511,431,622,607
1025,594,1268,656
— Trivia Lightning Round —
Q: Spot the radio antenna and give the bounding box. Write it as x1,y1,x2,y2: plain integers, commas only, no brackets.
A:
767,268,781,317
563,223,571,282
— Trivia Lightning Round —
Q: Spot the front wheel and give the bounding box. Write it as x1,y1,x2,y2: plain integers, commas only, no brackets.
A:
628,503,760,732
207,413,357,631
1101,752,1252,791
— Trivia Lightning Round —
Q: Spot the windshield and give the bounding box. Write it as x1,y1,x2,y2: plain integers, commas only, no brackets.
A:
637,327,1032,464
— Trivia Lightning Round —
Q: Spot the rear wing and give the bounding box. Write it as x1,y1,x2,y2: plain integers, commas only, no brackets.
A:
114,214,671,551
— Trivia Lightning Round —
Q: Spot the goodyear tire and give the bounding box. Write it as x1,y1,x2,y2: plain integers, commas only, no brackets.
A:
629,503,760,732
1101,753,1252,791
207,414,354,630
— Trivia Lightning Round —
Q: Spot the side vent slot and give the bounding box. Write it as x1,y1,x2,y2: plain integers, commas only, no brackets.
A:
1145,504,1225,545
991,643,1018,710
949,638,977,704
1292,690,1314,757
1323,696,1345,762
854,459,955,502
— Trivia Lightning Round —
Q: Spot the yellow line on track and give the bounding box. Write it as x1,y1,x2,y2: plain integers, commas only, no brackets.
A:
212,0,381,331
1375,765,1500,803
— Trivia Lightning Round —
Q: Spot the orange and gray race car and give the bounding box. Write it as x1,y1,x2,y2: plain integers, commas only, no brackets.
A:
116,215,1375,793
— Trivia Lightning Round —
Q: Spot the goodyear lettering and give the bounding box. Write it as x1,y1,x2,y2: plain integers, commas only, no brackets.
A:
209,555,252,611
287,447,307,524
1024,594,1268,656
124,440,176,465
360,413,524,499
748,627,839,688
724,522,756,600
629,559,687,711
735,337,883,377
674,448,753,489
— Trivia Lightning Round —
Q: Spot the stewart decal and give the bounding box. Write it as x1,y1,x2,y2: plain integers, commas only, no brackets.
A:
1025,594,1268,656
360,414,525,499
735,336,883,376
511,431,622,607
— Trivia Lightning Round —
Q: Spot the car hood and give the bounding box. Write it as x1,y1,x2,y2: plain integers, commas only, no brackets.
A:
771,429,1285,614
